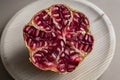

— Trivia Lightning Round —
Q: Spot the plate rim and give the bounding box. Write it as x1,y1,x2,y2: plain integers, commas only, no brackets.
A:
0,0,116,80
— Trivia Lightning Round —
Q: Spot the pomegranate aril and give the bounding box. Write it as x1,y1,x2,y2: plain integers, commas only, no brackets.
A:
45,25,52,31
45,52,55,62
26,37,32,46
87,45,92,52
35,37,41,41
23,25,31,33
65,33,74,41
44,15,53,24
43,61,55,67
57,63,66,72
53,39,65,47
60,52,69,60
30,41,37,50
35,30,40,37
52,48,59,57
59,39,65,46
54,28,62,35
56,39,65,51
77,33,84,40
67,22,77,32
39,31,45,38
27,27,36,36
60,52,65,58
46,55,55,62
75,42,79,49
79,43,85,51
64,13,71,19
69,53,80,63
88,35,94,43
27,38,33,49
45,32,57,40
35,41,43,49
51,32,57,38
67,64,76,72
83,44,89,52
27,27,34,34
33,51,44,60
39,40,45,47
64,46,71,55
51,51,58,59
84,34,89,41
34,57,42,64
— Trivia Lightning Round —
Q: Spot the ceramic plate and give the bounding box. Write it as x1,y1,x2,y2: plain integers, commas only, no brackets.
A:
0,0,116,80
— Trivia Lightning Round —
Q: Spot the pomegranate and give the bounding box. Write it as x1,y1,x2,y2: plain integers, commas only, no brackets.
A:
23,4,94,73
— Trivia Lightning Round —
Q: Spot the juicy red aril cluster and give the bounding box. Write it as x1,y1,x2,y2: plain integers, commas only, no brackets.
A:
23,4,94,73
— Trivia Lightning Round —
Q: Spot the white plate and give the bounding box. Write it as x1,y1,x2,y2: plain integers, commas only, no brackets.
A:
0,0,116,80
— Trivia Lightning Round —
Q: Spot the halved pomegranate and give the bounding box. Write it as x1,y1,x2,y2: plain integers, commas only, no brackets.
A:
23,4,94,73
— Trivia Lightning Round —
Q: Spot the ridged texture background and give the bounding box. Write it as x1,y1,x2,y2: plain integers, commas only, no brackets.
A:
0,0,115,80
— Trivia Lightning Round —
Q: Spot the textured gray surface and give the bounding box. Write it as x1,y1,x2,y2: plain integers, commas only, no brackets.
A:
0,0,119,80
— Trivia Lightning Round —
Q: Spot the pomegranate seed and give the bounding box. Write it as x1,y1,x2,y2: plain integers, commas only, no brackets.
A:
23,25,31,32
70,53,80,62
57,63,66,72
67,64,75,72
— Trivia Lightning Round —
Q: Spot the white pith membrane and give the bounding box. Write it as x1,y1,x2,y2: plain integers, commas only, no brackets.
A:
23,4,94,73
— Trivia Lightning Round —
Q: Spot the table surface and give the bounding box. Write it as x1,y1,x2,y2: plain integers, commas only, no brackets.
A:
0,0,120,80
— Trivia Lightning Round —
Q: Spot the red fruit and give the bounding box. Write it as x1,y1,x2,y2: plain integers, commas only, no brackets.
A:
23,4,94,73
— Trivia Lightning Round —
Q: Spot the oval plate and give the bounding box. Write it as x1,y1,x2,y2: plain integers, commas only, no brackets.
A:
0,0,116,80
